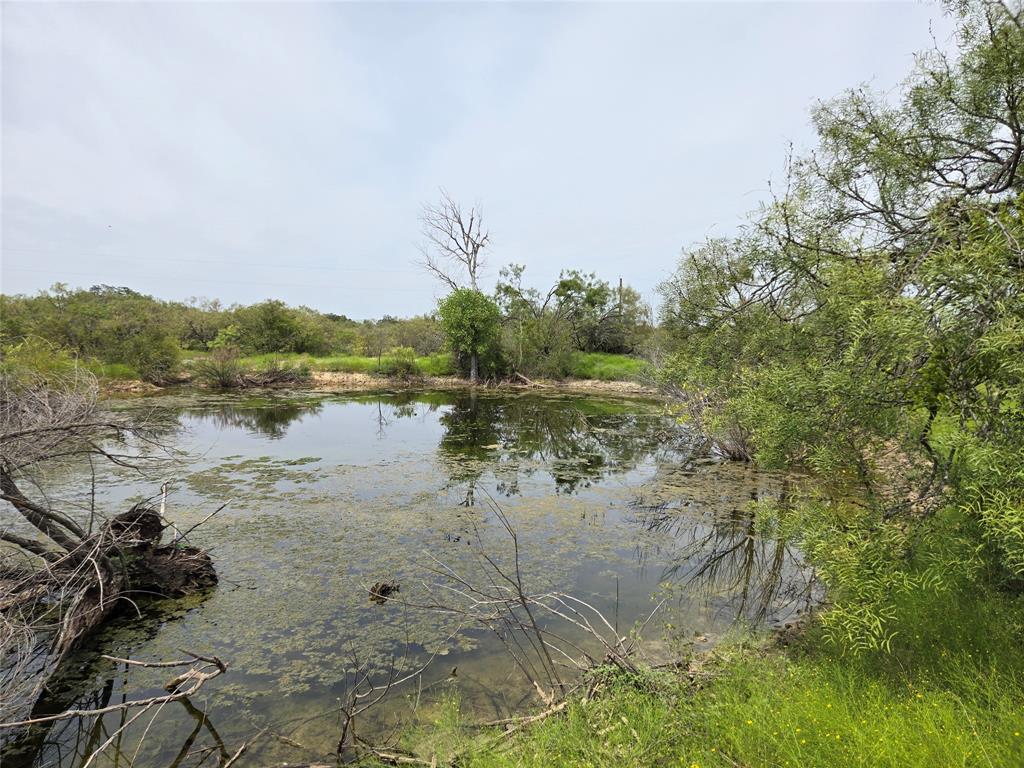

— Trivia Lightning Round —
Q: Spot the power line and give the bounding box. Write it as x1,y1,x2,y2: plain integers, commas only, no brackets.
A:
1,266,434,293
1,247,422,275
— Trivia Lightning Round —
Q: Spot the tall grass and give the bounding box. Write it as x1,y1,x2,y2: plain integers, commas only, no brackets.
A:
391,588,1024,767
83,361,140,380
569,352,648,381
227,352,455,377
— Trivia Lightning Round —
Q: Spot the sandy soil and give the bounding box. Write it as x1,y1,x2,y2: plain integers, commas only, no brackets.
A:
103,373,660,399
101,379,164,395
309,371,660,398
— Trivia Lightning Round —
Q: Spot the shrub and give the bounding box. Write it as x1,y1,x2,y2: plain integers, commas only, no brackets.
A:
380,346,420,378
191,349,243,388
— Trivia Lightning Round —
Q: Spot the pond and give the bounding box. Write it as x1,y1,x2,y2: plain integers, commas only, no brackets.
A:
4,389,816,767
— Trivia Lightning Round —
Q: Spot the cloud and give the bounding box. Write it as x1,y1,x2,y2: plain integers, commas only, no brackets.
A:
2,1,952,317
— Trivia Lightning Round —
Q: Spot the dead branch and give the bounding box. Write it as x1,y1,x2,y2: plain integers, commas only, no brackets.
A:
417,189,489,291
0,652,227,729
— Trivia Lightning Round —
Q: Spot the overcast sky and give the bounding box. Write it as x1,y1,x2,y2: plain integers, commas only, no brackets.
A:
2,1,953,319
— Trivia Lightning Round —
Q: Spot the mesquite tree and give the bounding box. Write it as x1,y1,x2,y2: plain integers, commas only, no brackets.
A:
656,0,1024,650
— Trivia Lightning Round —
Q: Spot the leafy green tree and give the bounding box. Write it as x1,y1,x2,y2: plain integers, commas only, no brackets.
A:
658,0,1024,651
495,265,575,377
391,315,446,356
232,300,329,354
168,297,231,350
496,265,651,376
438,289,502,383
0,284,181,382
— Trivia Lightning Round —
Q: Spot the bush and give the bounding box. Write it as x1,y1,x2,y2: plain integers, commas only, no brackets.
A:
242,358,311,387
380,346,420,378
191,348,243,388
233,300,329,355
123,331,180,383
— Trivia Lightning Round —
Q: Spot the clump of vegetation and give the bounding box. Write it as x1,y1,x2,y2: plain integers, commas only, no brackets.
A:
569,352,648,382
190,349,311,388
379,346,421,378
242,358,311,387
0,285,180,383
191,348,244,388
496,265,652,378
397,586,1023,768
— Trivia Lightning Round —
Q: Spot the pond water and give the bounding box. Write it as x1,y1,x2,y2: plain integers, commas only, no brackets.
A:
4,389,815,767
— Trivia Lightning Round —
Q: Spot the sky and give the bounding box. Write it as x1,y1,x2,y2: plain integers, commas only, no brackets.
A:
1,1,955,319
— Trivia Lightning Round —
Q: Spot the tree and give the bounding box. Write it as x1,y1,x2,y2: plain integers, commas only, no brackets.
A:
0,285,182,383
657,0,1024,650
438,289,501,383
232,300,329,355
495,265,652,376
418,190,489,290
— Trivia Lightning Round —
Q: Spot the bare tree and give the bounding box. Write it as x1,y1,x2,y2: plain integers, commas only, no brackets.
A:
418,190,489,291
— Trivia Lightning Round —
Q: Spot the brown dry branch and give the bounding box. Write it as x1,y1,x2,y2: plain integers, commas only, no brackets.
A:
0,654,226,730
409,499,656,703
417,189,489,291
1,366,219,746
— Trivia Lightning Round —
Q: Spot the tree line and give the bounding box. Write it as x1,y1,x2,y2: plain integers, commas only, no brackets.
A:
0,272,652,383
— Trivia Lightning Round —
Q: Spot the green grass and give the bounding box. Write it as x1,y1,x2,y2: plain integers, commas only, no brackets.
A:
184,351,456,378
388,588,1024,767
83,361,140,380
184,352,646,381
569,352,648,381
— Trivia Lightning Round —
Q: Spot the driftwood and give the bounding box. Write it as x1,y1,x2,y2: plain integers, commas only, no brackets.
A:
513,372,536,387
0,501,219,732
1,367,220,739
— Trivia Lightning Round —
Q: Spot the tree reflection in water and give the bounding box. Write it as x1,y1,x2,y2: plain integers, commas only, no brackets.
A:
436,391,685,502
2,608,239,768
180,399,324,439
627,468,818,626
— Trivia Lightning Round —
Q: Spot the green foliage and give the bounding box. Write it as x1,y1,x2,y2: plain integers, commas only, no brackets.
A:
569,352,648,382
1,283,456,382
379,346,421,378
191,348,244,388
496,265,652,377
438,289,503,379
657,1,1024,649
416,589,1024,768
210,323,244,350
0,285,181,383
0,336,84,380
232,300,329,355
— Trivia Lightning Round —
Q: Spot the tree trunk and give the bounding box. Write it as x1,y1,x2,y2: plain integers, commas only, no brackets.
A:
470,352,479,383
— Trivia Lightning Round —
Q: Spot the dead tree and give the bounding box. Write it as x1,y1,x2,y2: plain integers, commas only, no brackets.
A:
418,190,489,292
0,366,218,733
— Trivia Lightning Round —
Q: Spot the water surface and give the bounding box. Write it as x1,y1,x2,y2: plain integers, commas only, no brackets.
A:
5,389,814,767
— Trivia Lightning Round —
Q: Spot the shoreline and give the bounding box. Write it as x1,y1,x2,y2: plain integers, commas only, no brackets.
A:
102,372,662,399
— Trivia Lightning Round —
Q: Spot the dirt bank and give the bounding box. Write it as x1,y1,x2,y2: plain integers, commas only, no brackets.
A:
104,374,661,399
309,371,660,398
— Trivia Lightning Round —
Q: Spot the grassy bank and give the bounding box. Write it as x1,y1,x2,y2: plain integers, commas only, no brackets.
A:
234,351,456,377
391,588,1024,767
569,352,649,381
175,351,646,383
